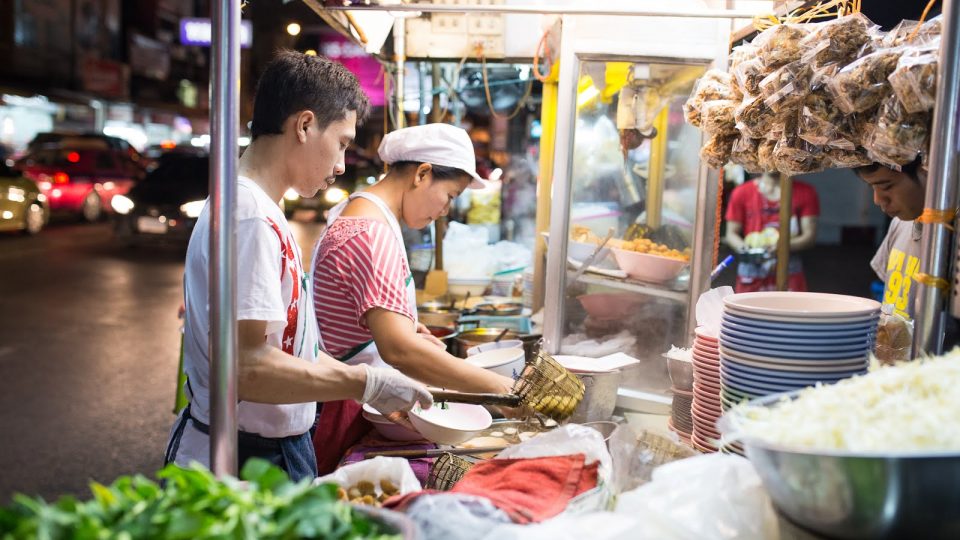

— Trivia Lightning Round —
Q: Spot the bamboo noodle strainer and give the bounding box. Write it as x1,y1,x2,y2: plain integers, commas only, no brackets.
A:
430,349,586,422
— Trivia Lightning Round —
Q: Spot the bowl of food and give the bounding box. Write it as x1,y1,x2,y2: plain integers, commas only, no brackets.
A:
448,278,490,299
719,355,960,540
611,248,688,283
408,402,493,446
418,301,461,328
464,347,526,379
362,404,426,442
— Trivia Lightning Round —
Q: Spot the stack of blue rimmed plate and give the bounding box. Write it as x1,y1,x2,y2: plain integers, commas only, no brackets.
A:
719,292,879,413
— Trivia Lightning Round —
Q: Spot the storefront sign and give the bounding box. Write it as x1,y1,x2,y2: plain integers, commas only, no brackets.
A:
179,18,252,48
80,57,129,99
319,32,385,107
129,33,171,80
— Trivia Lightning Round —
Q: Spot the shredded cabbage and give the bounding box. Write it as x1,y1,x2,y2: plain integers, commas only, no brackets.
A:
665,345,693,362
731,351,960,452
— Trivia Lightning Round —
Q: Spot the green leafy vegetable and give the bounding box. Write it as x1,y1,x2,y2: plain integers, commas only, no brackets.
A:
0,459,403,540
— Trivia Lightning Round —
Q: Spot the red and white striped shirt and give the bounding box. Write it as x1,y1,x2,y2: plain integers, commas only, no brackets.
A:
312,217,414,359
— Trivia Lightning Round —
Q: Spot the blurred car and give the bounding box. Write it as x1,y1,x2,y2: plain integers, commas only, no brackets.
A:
112,154,208,246
142,142,207,171
16,134,147,221
0,163,48,234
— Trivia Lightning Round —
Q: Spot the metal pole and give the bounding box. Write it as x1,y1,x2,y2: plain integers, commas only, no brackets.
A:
914,0,960,356
209,0,240,477
419,61,429,125
393,18,406,129
776,176,793,291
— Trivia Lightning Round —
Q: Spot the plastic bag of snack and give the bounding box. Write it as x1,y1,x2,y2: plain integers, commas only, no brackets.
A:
730,44,758,70
883,15,942,47
753,23,810,69
734,94,780,139
757,138,777,171
873,306,913,365
701,99,739,135
700,133,736,169
683,71,735,127
827,47,904,114
863,94,930,168
759,61,813,113
825,146,872,168
798,86,856,148
800,13,876,69
889,47,938,113
733,57,768,97
772,121,827,176
730,137,764,173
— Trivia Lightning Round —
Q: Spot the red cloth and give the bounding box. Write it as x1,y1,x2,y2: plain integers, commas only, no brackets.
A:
312,399,371,475
386,454,599,524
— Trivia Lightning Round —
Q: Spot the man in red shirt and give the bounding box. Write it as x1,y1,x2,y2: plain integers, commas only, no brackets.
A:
725,172,820,292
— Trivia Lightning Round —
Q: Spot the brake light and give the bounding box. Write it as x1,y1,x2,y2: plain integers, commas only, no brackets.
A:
67,151,80,163
160,140,176,150
53,172,70,184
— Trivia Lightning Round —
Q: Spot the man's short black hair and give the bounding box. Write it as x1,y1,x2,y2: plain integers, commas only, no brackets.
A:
250,50,369,140
853,157,923,181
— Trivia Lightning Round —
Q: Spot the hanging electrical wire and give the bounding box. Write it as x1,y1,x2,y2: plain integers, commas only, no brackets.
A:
479,46,534,120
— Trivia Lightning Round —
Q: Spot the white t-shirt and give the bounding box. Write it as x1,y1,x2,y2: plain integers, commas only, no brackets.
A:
871,218,923,320
171,176,320,467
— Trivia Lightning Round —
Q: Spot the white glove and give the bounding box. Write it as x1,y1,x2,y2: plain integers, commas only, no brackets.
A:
360,365,433,414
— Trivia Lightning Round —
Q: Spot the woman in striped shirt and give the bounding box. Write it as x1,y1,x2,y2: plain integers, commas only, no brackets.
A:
310,124,514,473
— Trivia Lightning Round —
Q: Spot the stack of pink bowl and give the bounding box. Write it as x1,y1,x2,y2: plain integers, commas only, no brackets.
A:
691,327,722,452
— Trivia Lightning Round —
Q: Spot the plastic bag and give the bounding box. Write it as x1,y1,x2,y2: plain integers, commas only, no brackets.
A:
315,456,422,504
497,423,612,484
729,44,758,70
752,23,810,69
730,137,764,173
699,133,736,169
700,99,739,135
772,119,827,176
612,454,780,540
799,13,876,69
683,71,735,127
406,493,513,540
827,47,904,114
798,85,856,149
874,305,914,365
608,424,697,495
734,94,780,140
757,138,777,171
479,511,638,540
889,47,938,113
732,57,768,96
825,146,872,168
882,16,942,48
862,94,930,168
759,61,812,113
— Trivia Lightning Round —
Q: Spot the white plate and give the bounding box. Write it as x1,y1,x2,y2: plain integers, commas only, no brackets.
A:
723,292,881,318
724,304,879,324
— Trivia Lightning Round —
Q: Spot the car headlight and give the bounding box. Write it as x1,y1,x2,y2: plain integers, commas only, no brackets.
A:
111,194,135,215
283,188,299,202
324,187,349,204
180,200,205,218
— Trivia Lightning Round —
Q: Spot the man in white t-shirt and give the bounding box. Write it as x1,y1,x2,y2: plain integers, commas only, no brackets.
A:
165,50,432,480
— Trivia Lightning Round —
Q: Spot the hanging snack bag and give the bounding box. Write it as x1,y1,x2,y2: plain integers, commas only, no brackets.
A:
759,61,813,113
874,306,913,365
700,133,737,169
825,146,872,168
772,119,827,176
798,84,856,148
701,99,739,135
730,137,764,173
733,57,768,96
753,23,811,69
734,94,780,139
757,138,777,171
889,47,938,114
683,70,735,127
863,94,930,168
799,13,876,69
827,47,904,114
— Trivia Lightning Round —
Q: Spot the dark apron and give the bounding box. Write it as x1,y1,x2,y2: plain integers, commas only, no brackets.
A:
165,402,318,482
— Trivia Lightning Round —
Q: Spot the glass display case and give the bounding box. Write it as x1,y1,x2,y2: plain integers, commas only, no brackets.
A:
543,34,724,402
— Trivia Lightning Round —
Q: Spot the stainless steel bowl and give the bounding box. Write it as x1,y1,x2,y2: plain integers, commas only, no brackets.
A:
720,392,960,540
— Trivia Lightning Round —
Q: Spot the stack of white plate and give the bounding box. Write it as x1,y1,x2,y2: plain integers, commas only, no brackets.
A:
719,291,879,412
691,327,722,453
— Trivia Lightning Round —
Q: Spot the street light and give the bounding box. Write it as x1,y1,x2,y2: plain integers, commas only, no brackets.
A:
286,22,301,36
305,49,317,56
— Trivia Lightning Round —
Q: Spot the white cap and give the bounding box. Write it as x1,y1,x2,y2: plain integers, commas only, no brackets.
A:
378,123,486,189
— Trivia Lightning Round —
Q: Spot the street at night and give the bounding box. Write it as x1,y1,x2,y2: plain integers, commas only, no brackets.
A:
0,219,321,502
